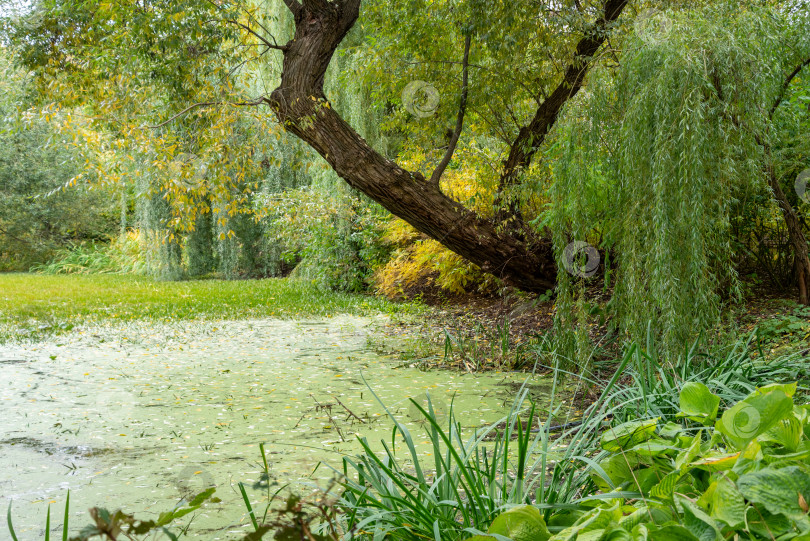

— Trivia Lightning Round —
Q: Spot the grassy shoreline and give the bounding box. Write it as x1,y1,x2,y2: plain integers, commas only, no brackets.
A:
0,273,422,343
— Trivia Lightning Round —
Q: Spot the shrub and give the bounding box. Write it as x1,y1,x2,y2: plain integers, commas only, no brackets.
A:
31,230,146,275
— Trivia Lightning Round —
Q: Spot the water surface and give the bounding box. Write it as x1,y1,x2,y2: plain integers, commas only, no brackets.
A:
0,317,553,538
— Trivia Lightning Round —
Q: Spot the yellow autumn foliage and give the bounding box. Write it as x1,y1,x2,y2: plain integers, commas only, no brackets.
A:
374,157,499,297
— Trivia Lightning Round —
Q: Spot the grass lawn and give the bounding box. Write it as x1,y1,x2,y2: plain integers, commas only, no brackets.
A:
0,273,416,341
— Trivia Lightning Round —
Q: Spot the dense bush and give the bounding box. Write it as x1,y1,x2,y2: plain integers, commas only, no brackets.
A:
0,56,120,270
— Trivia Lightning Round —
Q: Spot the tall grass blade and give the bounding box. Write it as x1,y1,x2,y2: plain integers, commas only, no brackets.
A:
239,482,259,531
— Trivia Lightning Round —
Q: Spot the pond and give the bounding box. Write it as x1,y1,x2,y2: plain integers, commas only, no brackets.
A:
0,316,556,539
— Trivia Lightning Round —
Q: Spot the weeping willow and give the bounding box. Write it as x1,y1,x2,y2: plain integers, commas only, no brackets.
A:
551,1,810,360
136,164,184,281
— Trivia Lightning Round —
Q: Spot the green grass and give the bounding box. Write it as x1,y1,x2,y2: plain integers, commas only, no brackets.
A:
0,273,417,342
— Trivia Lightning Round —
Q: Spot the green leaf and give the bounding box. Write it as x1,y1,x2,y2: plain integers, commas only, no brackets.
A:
550,503,623,541
716,389,794,449
676,495,723,541
690,452,740,472
709,477,745,528
596,454,643,490
674,432,702,470
601,419,659,452
744,507,794,538
650,470,684,500
644,524,699,541
737,466,810,520
679,382,720,424
488,505,551,541
761,415,803,451
626,439,676,459
750,382,797,398
7,501,18,541
156,487,216,526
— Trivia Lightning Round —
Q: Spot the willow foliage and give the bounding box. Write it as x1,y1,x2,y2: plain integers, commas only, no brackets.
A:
552,1,810,359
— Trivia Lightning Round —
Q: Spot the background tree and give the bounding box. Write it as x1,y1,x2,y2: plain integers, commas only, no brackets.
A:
0,52,119,270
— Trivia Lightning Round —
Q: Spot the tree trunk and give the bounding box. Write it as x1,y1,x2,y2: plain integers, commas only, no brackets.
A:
766,158,810,305
268,0,556,292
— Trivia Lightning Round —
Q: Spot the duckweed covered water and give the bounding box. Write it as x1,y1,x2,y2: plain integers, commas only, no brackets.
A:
1,317,559,538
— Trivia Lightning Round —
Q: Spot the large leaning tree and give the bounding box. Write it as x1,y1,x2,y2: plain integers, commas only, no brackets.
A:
3,0,640,293
263,0,630,293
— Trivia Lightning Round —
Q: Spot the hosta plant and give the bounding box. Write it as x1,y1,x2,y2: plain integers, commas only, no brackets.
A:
478,382,810,541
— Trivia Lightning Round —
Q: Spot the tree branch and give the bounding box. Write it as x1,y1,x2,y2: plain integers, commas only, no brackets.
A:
495,0,628,219
430,34,471,187
770,55,810,118
145,97,267,129
268,0,557,292
227,19,288,52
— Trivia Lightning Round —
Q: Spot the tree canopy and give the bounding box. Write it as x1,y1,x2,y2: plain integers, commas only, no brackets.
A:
1,0,809,358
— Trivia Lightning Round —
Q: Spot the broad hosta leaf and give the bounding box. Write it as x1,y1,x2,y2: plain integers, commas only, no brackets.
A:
709,477,746,528
676,495,723,541
633,467,672,495
674,432,702,470
601,419,659,452
751,382,797,398
744,507,794,538
690,452,740,472
597,454,643,489
761,415,803,451
679,382,720,425
660,422,686,440
488,505,551,541
737,466,810,520
650,470,684,500
550,503,623,541
601,529,630,541
764,441,810,464
626,439,676,459
644,524,700,541
618,507,671,531
716,389,794,449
